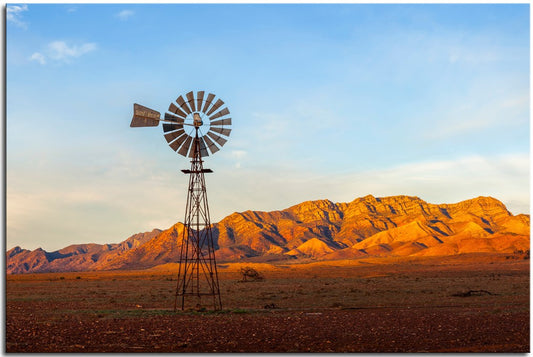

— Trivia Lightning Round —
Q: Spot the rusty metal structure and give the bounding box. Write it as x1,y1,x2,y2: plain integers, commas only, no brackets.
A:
130,91,231,311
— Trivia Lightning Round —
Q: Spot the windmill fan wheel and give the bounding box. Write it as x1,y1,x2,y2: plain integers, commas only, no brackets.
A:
162,91,232,158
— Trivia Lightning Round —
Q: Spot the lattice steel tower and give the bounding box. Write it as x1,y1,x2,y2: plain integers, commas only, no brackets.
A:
130,91,231,311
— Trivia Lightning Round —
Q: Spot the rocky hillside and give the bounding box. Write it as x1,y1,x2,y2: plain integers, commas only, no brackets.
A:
7,195,530,273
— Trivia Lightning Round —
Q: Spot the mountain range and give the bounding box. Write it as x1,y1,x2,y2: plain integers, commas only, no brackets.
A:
6,195,530,274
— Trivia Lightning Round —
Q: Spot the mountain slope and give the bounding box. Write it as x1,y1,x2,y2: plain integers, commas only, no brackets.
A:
6,195,530,273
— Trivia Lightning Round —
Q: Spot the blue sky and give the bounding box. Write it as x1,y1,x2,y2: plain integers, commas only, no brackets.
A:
7,4,530,251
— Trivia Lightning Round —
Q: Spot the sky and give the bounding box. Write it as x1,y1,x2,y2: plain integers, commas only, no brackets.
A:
6,3,530,251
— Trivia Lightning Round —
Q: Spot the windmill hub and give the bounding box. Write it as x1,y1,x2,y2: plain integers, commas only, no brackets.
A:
193,113,204,129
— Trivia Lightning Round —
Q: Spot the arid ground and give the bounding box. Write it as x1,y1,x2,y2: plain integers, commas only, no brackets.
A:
6,254,529,352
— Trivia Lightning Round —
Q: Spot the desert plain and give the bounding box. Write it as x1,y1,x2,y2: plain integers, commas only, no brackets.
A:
6,253,529,352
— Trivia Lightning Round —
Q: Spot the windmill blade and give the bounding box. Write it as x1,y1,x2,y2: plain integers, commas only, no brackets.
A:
203,134,220,154
202,93,215,113
176,95,192,115
164,128,185,143
209,107,230,121
206,99,224,116
188,139,198,158
169,133,188,151
163,123,183,133
210,118,232,126
164,112,185,123
210,126,232,137
196,91,204,112
178,135,193,157
168,103,187,119
207,131,228,147
186,91,196,112
198,137,209,157
130,103,160,127
187,138,208,158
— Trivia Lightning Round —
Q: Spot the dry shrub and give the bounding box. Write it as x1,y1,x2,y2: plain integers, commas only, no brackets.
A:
239,267,264,282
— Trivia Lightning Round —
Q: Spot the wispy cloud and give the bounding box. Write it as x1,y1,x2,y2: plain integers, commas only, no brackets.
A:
213,152,529,220
424,90,529,140
48,41,97,61
340,153,530,215
446,44,501,65
116,10,134,20
29,40,97,65
231,150,247,168
29,52,46,65
7,150,185,251
7,4,28,28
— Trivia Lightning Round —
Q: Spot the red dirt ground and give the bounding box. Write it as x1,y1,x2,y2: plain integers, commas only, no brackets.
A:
5,255,530,352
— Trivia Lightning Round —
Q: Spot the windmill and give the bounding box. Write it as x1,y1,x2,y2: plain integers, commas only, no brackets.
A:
130,91,231,311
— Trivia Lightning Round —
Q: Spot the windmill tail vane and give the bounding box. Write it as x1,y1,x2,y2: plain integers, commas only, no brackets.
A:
130,103,160,127
130,91,231,311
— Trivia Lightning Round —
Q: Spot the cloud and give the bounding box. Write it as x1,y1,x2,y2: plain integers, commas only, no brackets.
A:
230,150,247,168
116,10,134,20
212,152,529,219
252,112,290,140
29,41,97,65
422,87,529,140
7,149,528,252
48,41,97,61
7,151,185,251
231,150,247,159
341,153,530,215
7,4,28,28
446,45,501,65
29,52,46,65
